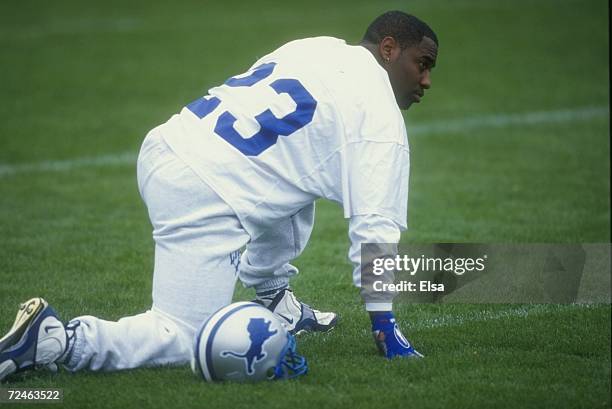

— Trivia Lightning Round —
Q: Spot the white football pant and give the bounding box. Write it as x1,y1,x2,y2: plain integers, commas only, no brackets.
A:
64,128,314,372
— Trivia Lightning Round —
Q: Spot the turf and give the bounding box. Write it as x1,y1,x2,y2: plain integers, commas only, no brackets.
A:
0,0,610,408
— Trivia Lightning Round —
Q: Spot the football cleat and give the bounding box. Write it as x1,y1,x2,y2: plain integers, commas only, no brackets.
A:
0,298,67,382
193,301,307,382
255,289,338,335
371,312,423,359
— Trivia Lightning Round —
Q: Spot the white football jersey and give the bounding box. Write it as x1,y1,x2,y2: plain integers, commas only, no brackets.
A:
159,36,409,238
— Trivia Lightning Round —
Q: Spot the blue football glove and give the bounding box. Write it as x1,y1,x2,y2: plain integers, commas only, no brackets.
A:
371,312,424,359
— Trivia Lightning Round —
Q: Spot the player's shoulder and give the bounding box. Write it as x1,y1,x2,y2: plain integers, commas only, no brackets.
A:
276,36,348,52
252,36,348,66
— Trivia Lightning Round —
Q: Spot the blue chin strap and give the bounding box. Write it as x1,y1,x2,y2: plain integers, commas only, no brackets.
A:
273,334,308,379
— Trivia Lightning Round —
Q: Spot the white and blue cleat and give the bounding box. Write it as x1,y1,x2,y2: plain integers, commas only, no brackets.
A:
371,312,423,359
0,298,67,382
255,289,338,335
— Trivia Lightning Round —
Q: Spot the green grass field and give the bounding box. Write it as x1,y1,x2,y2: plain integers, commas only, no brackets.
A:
0,0,610,408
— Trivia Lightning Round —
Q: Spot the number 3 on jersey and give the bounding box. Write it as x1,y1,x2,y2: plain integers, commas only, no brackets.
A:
186,62,317,156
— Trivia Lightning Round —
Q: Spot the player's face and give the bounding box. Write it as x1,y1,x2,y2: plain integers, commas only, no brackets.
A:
388,36,438,110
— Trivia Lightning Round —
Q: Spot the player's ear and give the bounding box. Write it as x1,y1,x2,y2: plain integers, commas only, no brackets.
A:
378,36,402,63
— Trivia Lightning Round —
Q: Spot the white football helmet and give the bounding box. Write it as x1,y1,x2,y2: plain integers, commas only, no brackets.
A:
192,302,307,382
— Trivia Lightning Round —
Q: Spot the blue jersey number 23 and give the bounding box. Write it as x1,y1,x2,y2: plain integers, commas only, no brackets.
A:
186,62,317,156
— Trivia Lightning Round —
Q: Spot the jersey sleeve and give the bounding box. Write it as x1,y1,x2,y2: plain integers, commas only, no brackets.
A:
337,54,410,230
341,139,410,230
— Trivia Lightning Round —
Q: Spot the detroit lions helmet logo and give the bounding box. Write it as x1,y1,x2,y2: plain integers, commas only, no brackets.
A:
221,318,278,375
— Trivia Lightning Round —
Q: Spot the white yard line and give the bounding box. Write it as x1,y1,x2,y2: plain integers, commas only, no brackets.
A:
410,105,608,135
0,106,608,178
405,303,598,331
0,152,136,177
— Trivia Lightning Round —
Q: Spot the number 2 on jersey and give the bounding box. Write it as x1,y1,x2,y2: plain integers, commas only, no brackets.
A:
186,62,317,156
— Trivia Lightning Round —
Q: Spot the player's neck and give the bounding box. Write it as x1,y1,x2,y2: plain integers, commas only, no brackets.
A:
359,42,385,67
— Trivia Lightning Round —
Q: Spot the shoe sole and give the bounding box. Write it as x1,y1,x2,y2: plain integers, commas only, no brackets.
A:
0,298,47,382
293,313,339,336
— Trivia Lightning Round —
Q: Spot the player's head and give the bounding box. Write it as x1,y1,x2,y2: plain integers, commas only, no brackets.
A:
361,11,439,110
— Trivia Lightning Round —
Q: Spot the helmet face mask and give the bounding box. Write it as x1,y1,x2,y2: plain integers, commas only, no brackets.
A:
193,302,308,382
273,334,308,379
